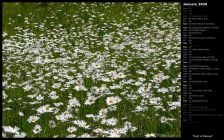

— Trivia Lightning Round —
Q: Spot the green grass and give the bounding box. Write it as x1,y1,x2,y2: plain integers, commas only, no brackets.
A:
2,2,181,138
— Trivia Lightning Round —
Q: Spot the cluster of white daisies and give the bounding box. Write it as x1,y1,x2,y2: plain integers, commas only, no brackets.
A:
3,2,181,138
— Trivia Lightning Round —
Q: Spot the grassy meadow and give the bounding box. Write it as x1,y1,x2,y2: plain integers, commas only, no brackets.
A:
2,2,181,138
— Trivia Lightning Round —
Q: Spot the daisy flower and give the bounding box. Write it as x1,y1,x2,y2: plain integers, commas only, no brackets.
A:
105,118,117,126
84,95,97,105
27,115,40,123
106,96,121,106
37,104,54,114
73,120,90,129
32,125,42,134
145,133,156,138
3,126,20,134
18,111,24,117
48,120,56,128
67,126,77,133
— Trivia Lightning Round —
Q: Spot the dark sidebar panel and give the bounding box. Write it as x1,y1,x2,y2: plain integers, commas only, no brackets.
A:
182,0,224,139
